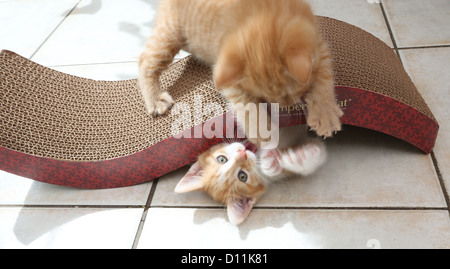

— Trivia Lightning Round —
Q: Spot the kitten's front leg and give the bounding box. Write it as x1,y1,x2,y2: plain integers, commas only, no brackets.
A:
259,140,326,178
305,40,343,138
259,148,283,178
278,140,327,176
223,89,273,148
139,31,181,116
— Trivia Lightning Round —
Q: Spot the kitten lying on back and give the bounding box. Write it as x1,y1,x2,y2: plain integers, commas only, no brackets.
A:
175,126,326,225
139,0,343,146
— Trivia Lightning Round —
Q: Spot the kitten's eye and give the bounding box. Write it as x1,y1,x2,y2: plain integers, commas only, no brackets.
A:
216,155,228,164
238,171,248,183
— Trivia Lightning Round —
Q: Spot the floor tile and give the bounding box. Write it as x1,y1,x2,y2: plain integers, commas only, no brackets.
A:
153,127,446,208
399,47,450,198
152,166,220,207
0,171,152,206
0,207,142,248
383,0,450,47
138,208,450,249
259,127,446,208
306,0,393,47
0,0,79,58
32,0,161,66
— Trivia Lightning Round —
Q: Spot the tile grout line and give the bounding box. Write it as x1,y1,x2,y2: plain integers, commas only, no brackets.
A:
148,205,448,211
29,0,81,60
379,1,398,49
0,204,446,211
398,45,450,50
0,204,145,209
252,206,449,211
379,1,402,61
131,178,159,249
431,151,450,212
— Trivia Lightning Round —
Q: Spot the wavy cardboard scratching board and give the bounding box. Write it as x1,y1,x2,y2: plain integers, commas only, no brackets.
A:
0,17,439,189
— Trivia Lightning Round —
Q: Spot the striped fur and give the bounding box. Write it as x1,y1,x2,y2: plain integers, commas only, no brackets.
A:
139,0,343,144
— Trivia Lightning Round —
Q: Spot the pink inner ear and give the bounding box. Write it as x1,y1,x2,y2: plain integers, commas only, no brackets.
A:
174,163,204,193
227,197,256,225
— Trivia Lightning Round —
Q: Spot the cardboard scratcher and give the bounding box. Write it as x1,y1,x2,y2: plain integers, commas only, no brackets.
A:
0,17,439,189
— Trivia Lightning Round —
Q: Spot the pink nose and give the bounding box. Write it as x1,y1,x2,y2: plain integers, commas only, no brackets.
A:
237,150,247,160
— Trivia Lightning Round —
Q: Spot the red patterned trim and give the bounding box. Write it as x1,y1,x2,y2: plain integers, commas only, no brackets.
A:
337,86,438,154
277,86,438,154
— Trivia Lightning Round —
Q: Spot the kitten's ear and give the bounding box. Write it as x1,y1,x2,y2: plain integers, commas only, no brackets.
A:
174,162,204,193
286,50,313,84
227,197,256,225
213,50,244,90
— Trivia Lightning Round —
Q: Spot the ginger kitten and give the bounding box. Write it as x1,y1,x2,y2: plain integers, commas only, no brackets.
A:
175,135,327,225
175,142,263,225
139,0,343,146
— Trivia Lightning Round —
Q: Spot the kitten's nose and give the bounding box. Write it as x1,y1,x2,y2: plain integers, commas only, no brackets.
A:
237,149,247,160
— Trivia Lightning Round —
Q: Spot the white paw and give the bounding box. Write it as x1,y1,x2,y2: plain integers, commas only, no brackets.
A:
279,142,326,176
146,91,175,116
259,149,283,177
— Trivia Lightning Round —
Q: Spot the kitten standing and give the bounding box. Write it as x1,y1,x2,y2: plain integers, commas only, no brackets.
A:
139,0,343,146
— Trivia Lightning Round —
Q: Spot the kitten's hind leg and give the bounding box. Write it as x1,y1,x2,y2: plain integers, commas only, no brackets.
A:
278,140,327,176
139,29,182,116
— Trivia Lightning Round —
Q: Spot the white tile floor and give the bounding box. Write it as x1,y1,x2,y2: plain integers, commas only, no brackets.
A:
0,0,449,249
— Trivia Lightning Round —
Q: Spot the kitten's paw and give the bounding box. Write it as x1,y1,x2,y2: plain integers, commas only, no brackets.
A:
307,103,343,138
146,91,175,116
259,148,283,177
279,141,326,176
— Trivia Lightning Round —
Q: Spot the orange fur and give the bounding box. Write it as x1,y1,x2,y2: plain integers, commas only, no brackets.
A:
175,142,265,225
176,143,265,204
139,0,343,144
142,0,341,225
175,136,327,225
